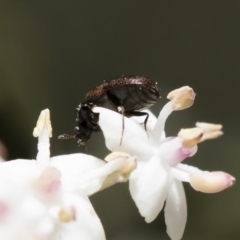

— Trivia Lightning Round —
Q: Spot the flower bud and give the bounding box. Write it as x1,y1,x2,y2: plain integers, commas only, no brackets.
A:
167,86,196,110
190,171,235,193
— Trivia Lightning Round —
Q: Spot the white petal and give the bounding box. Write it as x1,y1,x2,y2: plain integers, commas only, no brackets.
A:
78,155,136,195
52,192,106,240
94,107,156,160
50,154,105,194
50,153,105,173
0,160,39,185
129,154,171,223
51,153,136,195
164,179,187,240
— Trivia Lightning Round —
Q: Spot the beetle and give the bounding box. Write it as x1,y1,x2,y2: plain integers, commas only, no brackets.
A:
58,75,160,149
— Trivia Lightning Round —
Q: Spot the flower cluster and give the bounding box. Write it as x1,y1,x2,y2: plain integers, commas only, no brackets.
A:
0,86,234,240
0,109,136,240
94,86,235,240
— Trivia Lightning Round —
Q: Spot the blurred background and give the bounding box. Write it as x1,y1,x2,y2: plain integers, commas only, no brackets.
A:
0,1,239,239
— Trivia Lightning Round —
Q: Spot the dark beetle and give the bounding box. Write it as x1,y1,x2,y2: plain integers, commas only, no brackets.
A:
58,76,160,148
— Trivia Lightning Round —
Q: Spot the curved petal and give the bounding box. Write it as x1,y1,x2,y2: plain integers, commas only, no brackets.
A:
50,154,105,193
0,160,39,184
94,107,156,160
164,179,187,240
78,154,136,195
52,192,106,240
129,154,171,223
50,153,105,173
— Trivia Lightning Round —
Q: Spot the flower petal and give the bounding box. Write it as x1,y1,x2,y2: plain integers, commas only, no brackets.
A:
164,179,187,240
129,154,171,223
0,160,39,185
50,154,105,194
52,192,106,240
51,153,137,195
78,153,137,195
94,107,156,160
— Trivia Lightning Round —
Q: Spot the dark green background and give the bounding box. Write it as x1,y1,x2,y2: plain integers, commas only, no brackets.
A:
0,1,239,239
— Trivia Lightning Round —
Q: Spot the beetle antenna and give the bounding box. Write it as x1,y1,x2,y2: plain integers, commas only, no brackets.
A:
58,134,76,140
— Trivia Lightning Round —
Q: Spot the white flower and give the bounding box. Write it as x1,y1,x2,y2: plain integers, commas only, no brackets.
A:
94,86,235,240
0,109,137,240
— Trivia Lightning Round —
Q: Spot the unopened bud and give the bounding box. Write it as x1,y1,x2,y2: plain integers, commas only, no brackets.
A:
167,86,196,110
178,128,203,148
190,171,235,193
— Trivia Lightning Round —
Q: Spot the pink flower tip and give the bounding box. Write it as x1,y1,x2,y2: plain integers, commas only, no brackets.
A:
190,171,235,193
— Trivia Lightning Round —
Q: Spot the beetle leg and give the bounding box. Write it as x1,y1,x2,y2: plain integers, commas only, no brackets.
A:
128,111,149,137
117,106,125,146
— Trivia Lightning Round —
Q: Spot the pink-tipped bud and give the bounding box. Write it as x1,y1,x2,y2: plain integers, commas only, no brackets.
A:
196,122,223,142
167,86,196,110
190,171,235,193
178,128,203,148
33,109,52,138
